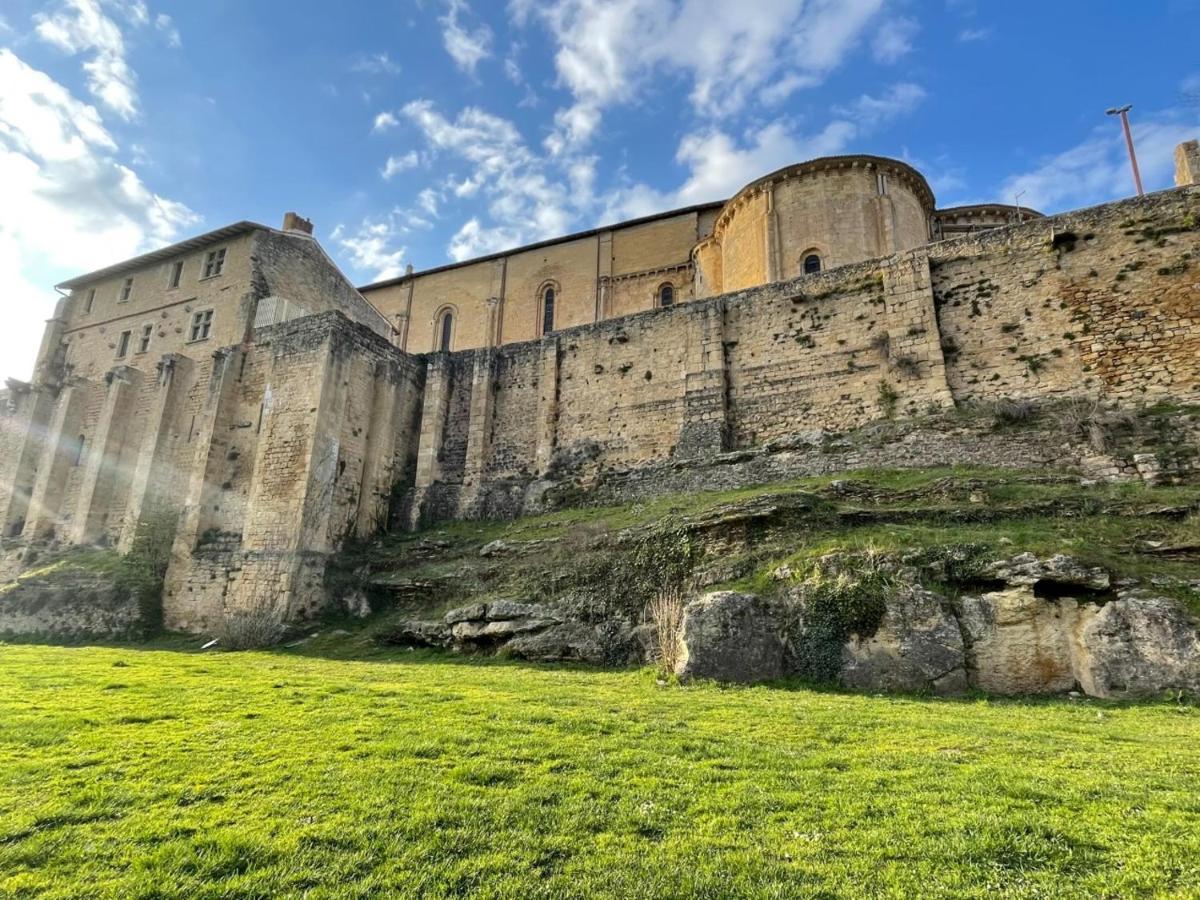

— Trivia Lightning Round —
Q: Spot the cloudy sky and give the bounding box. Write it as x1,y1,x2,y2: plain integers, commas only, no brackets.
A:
1,0,1198,382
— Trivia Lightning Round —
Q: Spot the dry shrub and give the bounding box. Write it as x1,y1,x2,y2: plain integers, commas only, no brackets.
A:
214,601,286,650
646,584,687,676
1055,397,1138,452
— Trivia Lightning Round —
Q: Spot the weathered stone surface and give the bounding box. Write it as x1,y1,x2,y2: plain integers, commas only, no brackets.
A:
841,588,967,694
0,569,142,641
479,540,510,558
444,603,487,625
957,586,1083,695
675,591,784,683
1075,594,1200,698
504,622,608,665
485,600,545,621
984,552,1110,591
382,619,450,648
341,590,371,618
451,617,554,642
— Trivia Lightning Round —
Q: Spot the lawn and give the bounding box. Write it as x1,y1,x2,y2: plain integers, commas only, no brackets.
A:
1,644,1198,898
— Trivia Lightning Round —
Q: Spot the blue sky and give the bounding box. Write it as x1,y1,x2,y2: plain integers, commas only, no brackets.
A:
2,0,1198,382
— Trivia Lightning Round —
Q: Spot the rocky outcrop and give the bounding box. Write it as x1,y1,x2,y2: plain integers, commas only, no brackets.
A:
1074,595,1200,698
841,588,968,695
675,592,784,683
0,567,143,641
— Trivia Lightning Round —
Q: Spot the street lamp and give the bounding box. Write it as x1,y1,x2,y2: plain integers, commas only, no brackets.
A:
1106,104,1145,197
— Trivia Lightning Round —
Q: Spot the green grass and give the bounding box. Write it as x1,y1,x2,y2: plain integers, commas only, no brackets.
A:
2,643,1199,898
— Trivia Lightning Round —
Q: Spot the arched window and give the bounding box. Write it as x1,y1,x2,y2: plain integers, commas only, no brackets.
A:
541,286,556,334
803,254,822,275
438,310,453,352
658,283,675,307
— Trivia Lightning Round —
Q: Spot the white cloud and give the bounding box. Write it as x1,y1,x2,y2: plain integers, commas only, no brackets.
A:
999,109,1200,212
34,0,140,120
0,48,197,382
154,12,180,48
513,0,886,154
833,82,926,129
330,218,408,281
351,52,401,76
381,150,419,179
871,16,918,63
957,27,990,42
417,188,441,217
440,0,493,75
372,111,399,132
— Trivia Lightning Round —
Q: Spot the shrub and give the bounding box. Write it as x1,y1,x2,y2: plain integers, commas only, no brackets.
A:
1054,397,1138,452
877,381,899,418
891,354,922,378
646,585,687,677
990,398,1038,427
115,505,178,634
214,602,286,650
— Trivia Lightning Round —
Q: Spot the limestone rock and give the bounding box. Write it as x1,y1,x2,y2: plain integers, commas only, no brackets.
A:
1074,594,1200,698
485,599,545,621
479,540,510,558
505,622,608,664
841,588,967,694
382,620,450,648
985,553,1110,591
451,617,554,642
443,603,486,625
957,586,1082,694
675,591,784,683
341,590,371,619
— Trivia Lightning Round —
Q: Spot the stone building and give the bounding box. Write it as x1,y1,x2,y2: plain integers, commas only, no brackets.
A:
1,148,1198,632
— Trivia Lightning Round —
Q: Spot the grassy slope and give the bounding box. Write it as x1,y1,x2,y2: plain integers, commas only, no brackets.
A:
2,643,1199,898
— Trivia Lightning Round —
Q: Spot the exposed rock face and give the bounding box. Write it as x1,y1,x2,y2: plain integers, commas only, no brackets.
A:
675,592,784,683
0,569,142,641
983,553,1111,591
1074,594,1200,698
841,588,968,695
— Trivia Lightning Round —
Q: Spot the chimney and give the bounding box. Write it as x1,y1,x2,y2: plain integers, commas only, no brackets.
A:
282,212,313,235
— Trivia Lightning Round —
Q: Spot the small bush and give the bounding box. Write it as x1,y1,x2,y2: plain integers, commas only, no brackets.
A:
877,381,899,418
646,586,687,677
891,354,922,378
214,602,286,650
990,399,1038,427
869,332,891,355
1054,397,1138,452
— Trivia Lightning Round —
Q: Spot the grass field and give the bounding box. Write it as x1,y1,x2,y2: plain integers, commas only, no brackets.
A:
2,643,1199,898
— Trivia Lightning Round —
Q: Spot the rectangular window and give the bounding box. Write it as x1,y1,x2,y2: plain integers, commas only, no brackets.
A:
84,288,96,313
202,248,226,278
189,309,214,342
138,323,153,353
119,277,133,302
168,260,183,288
876,172,889,196
116,330,132,358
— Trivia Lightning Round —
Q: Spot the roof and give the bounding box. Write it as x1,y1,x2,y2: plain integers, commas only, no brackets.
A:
356,201,725,292
934,203,1046,219
55,221,267,290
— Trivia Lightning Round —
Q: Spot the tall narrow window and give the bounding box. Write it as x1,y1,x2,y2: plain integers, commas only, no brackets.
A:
84,288,95,313
439,311,453,352
116,330,132,358
138,323,154,353
189,309,214,341
658,284,675,307
74,435,86,467
168,260,183,288
542,286,555,335
803,254,822,275
119,277,133,302
203,247,226,278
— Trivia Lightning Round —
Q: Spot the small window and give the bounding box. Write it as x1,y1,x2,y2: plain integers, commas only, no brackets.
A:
202,248,226,278
119,278,133,302
876,172,889,196
542,286,555,335
803,254,822,275
116,330,132,358
138,323,154,353
74,435,86,467
83,288,95,314
168,260,183,288
189,309,214,342
658,284,675,308
438,311,453,352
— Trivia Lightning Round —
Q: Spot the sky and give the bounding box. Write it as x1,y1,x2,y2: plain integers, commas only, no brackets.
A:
1,1,1198,384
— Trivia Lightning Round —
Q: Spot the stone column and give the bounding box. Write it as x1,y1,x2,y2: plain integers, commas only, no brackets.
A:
71,366,143,544
880,249,954,412
0,383,58,537
460,349,496,514
355,361,401,538
534,336,560,475
22,381,87,541
414,353,453,490
118,355,193,552
676,300,730,457
1176,140,1200,187
764,186,781,283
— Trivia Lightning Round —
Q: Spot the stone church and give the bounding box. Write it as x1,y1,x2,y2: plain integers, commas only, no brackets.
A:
2,144,1198,632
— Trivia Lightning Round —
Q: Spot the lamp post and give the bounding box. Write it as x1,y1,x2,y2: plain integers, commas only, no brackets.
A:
1106,104,1144,196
